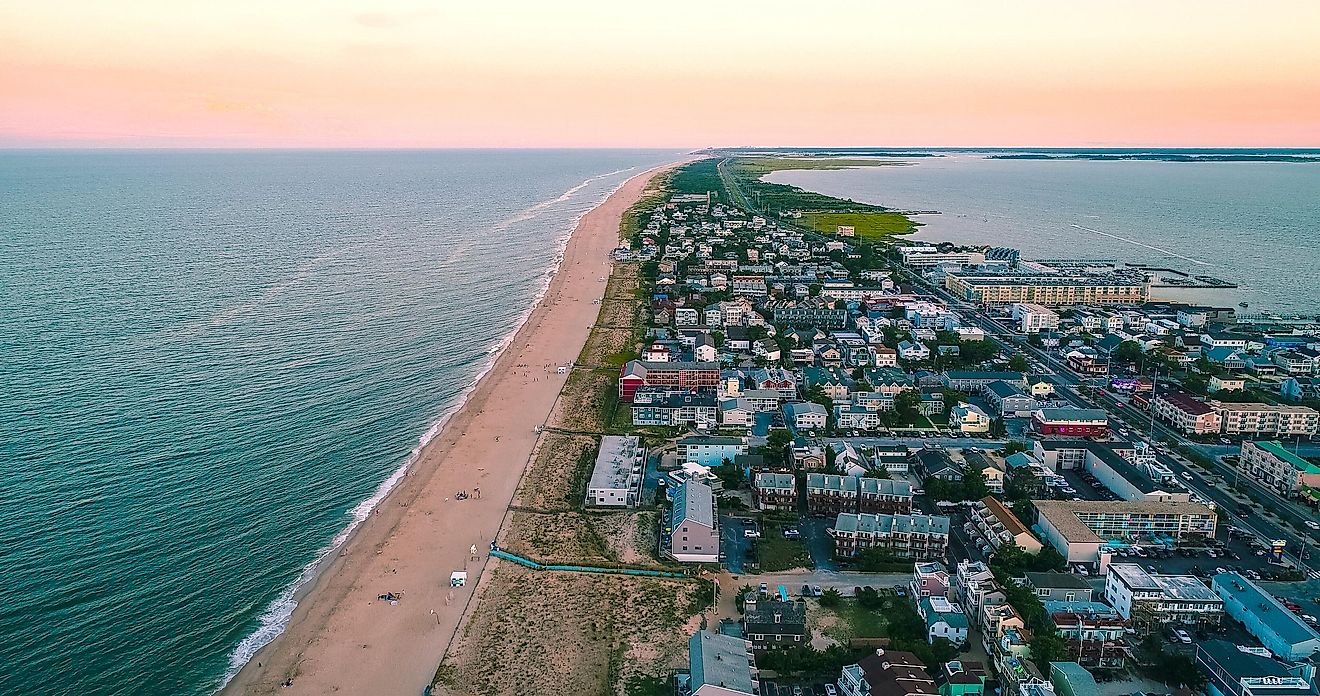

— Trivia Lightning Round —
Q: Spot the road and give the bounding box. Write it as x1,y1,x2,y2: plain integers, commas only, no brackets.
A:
737,571,912,594
893,262,1320,574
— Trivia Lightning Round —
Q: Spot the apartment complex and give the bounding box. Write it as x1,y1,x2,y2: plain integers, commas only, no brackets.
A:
1152,391,1223,434
617,360,720,402
832,512,951,561
1011,303,1060,333
585,435,643,508
1212,402,1320,437
944,272,1149,306
752,472,798,511
667,480,719,563
1238,440,1320,497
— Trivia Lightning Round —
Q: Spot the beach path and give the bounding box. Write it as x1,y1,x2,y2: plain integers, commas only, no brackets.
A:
223,160,682,696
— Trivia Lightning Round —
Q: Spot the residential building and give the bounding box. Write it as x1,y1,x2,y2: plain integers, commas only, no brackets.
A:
1195,640,1317,696
783,401,829,431
915,449,964,483
678,435,748,467
687,631,758,696
1104,563,1223,629
839,649,938,696
1012,303,1060,333
1151,391,1223,434
585,435,643,508
899,340,931,362
1034,500,1217,565
944,271,1149,306
1049,606,1127,670
984,381,1038,417
618,360,720,402
831,513,951,561
942,370,1027,391
743,599,808,652
1049,663,1100,696
1023,573,1093,603
900,247,988,267
773,306,848,330
1209,375,1247,393
1238,440,1320,497
1065,347,1110,376
918,596,969,645
912,561,951,598
938,661,988,696
631,387,718,426
950,402,991,433
969,496,1044,554
806,473,859,515
1213,572,1320,661
667,480,719,563
1281,376,1320,402
1213,402,1320,437
1031,408,1108,437
859,477,915,515
753,472,797,511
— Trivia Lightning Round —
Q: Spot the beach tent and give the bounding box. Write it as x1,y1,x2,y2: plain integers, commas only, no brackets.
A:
450,571,467,587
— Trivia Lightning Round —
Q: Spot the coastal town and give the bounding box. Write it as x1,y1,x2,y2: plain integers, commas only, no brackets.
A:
434,156,1320,696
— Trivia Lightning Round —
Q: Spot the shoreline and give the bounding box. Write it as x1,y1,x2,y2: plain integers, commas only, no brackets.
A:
221,159,684,696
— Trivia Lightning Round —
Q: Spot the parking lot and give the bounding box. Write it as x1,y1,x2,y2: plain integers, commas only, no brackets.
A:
760,681,836,696
1105,523,1295,581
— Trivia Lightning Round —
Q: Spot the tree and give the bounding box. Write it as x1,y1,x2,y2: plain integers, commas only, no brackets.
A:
761,429,793,469
1114,340,1144,364
1005,467,1042,502
819,588,842,608
856,547,904,572
893,389,922,424
961,463,989,501
1008,354,1030,372
863,467,890,479
1030,631,1069,665
1002,440,1029,455
713,458,745,490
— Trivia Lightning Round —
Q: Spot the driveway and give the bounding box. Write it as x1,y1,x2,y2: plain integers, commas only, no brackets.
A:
721,514,755,574
798,516,838,571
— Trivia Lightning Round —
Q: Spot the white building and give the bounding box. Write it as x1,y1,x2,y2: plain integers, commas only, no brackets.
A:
1011,303,1060,334
585,435,643,508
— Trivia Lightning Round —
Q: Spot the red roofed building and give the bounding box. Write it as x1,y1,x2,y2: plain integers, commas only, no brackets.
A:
618,360,720,402
1031,407,1109,437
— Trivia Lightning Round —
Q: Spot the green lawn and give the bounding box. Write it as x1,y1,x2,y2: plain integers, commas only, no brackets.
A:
799,211,918,238
817,601,889,643
757,524,812,571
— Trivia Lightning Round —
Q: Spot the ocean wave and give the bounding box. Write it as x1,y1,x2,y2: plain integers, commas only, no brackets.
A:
216,165,646,692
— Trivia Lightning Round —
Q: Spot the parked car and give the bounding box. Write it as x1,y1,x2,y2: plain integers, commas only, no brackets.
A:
825,685,838,696
744,529,762,539
1305,521,1320,531
802,585,812,597
783,528,801,539
812,585,824,597
1174,628,1193,644
759,583,769,595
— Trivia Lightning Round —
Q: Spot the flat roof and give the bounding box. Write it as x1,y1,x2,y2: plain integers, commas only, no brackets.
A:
1251,441,1320,474
1213,572,1320,646
1033,500,1216,544
588,436,640,492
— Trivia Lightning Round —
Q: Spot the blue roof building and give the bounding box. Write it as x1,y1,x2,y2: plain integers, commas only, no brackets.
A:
1213,572,1320,662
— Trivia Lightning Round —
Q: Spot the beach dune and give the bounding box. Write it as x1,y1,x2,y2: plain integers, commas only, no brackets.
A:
223,161,681,695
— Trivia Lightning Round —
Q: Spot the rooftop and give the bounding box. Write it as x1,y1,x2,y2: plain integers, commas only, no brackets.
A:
688,631,756,695
1157,390,1216,416
1212,572,1320,646
588,435,641,492
744,599,806,627
1034,407,1109,423
1033,500,1216,544
834,512,951,536
979,496,1031,537
1252,441,1320,474
1023,572,1092,591
672,480,715,529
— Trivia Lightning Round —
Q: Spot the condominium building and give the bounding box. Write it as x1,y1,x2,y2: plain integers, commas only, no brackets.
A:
944,272,1149,306
858,477,915,515
1212,402,1320,437
1011,303,1060,333
1034,500,1217,565
585,435,643,508
831,512,951,561
1151,391,1223,434
1238,440,1320,497
806,473,859,515
753,472,798,511
969,496,1044,554
900,247,987,267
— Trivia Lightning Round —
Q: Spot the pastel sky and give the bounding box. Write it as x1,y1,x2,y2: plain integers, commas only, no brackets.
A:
3,0,1318,148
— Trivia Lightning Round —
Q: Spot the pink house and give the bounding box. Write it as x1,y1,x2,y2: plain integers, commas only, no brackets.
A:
910,561,950,599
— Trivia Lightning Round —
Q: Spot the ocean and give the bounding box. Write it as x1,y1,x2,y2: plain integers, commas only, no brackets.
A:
0,149,680,696
766,154,1320,313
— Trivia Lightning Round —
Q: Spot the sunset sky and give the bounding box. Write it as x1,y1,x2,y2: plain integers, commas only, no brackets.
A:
3,1,1318,148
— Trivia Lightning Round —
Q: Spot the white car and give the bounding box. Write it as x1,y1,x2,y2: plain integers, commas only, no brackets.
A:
743,529,762,539
1174,629,1193,644
1305,521,1320,531
1181,472,1193,481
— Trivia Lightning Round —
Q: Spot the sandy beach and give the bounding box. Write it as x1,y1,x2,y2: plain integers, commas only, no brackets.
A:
222,160,683,696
